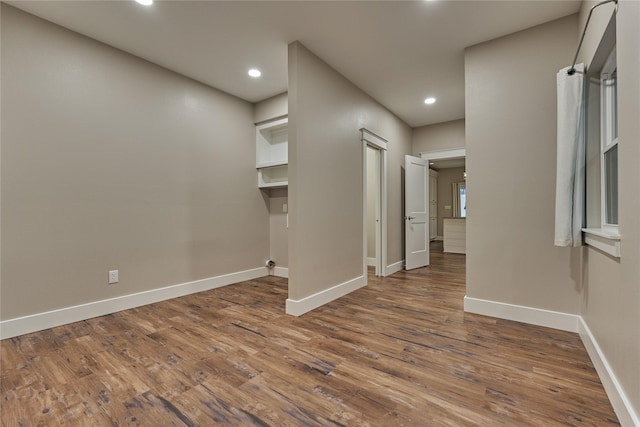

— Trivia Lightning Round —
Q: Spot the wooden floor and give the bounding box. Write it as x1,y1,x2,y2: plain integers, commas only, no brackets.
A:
1,242,619,426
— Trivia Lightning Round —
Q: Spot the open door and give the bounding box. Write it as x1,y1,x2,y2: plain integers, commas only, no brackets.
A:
405,155,429,270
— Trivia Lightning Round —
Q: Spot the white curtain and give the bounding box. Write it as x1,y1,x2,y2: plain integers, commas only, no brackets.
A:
554,64,585,247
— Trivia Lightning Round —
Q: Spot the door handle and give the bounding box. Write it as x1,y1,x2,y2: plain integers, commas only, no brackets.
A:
405,216,415,221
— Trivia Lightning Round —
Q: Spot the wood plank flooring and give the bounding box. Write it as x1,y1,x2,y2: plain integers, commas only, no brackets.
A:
1,242,619,426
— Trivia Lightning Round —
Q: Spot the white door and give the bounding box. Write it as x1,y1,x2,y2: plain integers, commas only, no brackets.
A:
405,155,429,270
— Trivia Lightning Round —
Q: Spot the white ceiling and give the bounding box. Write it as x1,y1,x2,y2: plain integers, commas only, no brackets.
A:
8,0,581,128
431,158,466,170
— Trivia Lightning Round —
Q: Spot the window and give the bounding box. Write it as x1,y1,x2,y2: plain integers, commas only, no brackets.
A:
582,45,620,258
600,48,618,228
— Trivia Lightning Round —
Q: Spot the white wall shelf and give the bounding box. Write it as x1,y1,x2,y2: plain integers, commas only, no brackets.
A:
256,117,288,188
258,165,288,189
257,117,288,168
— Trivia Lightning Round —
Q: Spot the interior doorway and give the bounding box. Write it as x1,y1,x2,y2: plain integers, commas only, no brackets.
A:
366,146,381,274
420,148,466,255
361,129,388,277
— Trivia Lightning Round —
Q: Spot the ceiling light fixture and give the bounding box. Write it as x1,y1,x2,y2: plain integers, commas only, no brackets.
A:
424,97,436,105
248,69,262,78
135,0,153,5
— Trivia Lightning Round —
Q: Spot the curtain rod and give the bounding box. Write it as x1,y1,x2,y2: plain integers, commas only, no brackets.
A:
568,0,618,75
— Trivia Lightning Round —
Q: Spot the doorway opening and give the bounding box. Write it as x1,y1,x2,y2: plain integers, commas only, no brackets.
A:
420,148,467,255
361,129,388,277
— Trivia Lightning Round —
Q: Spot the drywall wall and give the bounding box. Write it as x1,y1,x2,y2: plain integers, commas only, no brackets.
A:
268,188,288,269
578,0,640,420
1,5,269,320
412,119,465,156
254,92,288,125
464,15,582,314
288,41,411,306
435,167,465,238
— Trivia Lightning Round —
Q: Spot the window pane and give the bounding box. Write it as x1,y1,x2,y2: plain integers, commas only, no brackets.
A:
605,145,618,225
612,69,618,140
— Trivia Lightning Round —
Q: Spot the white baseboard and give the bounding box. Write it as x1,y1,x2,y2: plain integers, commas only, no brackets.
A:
436,236,444,241
579,318,640,427
463,296,579,332
0,267,268,340
286,275,366,316
273,266,289,278
367,257,376,267
385,259,404,276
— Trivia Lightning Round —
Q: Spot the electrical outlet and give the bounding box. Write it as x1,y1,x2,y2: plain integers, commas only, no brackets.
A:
108,270,119,284
283,203,288,213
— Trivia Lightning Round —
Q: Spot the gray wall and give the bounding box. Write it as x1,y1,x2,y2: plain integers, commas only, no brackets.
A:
464,15,582,314
268,188,288,268
435,167,465,238
578,0,640,416
1,5,269,320
254,92,288,125
288,41,411,302
412,119,465,156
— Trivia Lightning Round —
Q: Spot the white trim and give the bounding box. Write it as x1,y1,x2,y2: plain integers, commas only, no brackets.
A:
419,148,466,161
367,257,376,267
360,128,388,151
436,236,444,241
0,267,267,340
579,318,640,427
285,275,366,316
463,296,579,332
600,47,618,229
582,228,621,258
273,266,289,278
385,260,404,276
362,133,388,278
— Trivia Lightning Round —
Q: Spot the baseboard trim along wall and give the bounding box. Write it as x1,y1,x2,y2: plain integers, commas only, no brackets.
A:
367,257,376,267
464,296,638,426
286,275,366,316
0,266,268,340
385,260,404,276
273,266,289,278
579,318,640,427
463,296,580,332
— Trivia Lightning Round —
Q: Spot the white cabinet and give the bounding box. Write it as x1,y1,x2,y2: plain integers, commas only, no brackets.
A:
444,218,466,254
429,169,438,240
256,117,288,188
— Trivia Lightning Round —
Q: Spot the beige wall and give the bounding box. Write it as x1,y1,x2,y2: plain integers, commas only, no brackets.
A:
254,92,288,125
288,41,411,301
579,0,640,417
1,5,269,320
464,15,582,314
434,167,465,238
268,188,288,268
412,119,465,156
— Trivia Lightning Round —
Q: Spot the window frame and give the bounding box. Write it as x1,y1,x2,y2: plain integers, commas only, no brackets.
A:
583,45,620,258
600,47,618,231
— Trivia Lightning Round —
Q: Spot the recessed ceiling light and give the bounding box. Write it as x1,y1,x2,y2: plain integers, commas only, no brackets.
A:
429,162,435,165
135,0,153,5
248,69,262,78
424,97,436,105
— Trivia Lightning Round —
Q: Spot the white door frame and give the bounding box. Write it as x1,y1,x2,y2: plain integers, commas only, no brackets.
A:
420,147,466,245
361,128,387,278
